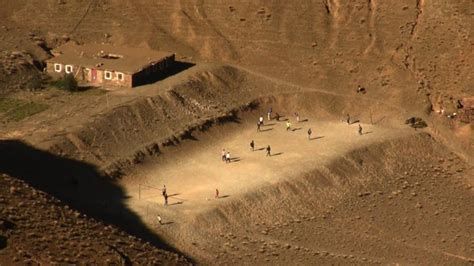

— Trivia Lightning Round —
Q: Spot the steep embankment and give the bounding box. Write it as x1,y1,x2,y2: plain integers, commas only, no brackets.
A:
42,65,287,175
162,132,473,264
0,173,189,265
8,0,472,102
2,0,470,158
44,63,416,176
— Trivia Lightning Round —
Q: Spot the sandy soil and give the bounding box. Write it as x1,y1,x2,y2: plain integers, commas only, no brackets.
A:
0,1,472,264
119,115,473,264
124,119,410,212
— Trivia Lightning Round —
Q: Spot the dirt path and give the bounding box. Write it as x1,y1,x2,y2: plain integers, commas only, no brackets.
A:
121,118,413,217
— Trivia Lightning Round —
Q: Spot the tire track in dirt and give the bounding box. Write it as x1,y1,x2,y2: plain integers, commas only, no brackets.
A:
364,0,377,55
410,0,425,38
193,0,239,60
230,64,405,111
323,0,342,49
128,0,196,54
68,0,97,36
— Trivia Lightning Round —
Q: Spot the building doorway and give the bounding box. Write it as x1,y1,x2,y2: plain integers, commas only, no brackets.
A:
91,69,97,82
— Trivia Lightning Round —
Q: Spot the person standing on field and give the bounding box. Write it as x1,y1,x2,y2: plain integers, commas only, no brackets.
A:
215,188,219,199
259,116,264,126
266,145,271,156
286,121,291,131
267,107,272,120
221,149,226,161
346,114,351,125
257,122,261,132
275,112,280,121
226,152,231,163
307,128,312,140
358,124,363,135
250,140,255,151
164,192,168,206
157,215,163,225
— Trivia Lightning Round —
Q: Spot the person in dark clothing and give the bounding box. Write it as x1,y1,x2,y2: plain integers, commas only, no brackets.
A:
356,85,366,94
257,122,261,132
307,128,312,140
275,112,280,121
346,114,351,125
358,124,363,135
162,185,167,197
250,140,255,151
266,145,271,156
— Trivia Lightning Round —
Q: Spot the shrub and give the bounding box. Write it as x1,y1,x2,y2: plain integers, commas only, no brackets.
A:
51,74,78,92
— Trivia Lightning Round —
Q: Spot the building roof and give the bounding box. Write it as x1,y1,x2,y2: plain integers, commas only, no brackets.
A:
46,42,174,74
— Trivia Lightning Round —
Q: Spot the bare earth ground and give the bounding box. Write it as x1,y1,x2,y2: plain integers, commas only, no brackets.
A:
121,116,473,264
125,120,409,212
0,173,189,265
0,0,473,264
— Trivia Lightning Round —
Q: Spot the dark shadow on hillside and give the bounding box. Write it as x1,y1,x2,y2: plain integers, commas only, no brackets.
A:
0,139,193,262
133,61,195,87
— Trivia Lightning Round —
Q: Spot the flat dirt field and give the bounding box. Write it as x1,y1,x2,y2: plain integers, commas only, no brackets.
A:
121,115,473,265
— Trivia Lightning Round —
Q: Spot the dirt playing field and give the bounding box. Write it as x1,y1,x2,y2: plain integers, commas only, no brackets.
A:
119,114,473,264
0,0,472,264
125,119,408,212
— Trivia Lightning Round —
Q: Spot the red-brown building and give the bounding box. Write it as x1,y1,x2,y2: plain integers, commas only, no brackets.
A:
45,42,175,88
459,97,474,123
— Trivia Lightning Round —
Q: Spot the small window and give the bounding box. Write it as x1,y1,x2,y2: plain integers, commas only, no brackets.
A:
104,71,112,80
65,65,73,74
116,72,124,81
54,63,62,72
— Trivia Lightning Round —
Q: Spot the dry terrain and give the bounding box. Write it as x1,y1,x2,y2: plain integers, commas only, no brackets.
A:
0,0,473,264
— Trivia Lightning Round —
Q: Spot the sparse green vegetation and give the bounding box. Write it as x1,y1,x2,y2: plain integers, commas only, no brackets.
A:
50,74,79,92
0,98,49,122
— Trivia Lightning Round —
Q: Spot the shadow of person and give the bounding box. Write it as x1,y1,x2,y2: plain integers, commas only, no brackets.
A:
311,136,325,140
272,152,284,156
0,139,191,261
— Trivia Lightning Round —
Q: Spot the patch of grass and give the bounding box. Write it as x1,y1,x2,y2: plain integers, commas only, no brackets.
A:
0,98,23,113
0,98,49,122
50,74,79,92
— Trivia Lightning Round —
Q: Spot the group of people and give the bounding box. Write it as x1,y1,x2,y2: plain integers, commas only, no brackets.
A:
221,149,232,163
346,113,364,135
157,104,368,225
249,140,272,156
